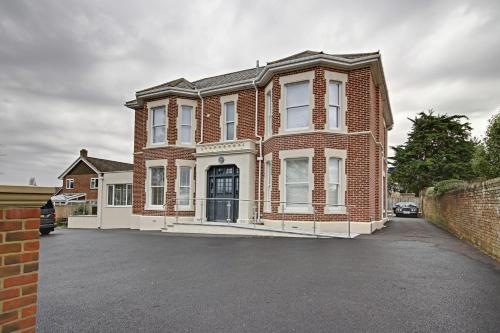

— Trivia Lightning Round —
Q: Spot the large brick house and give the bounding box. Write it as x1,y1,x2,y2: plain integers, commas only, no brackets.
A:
125,51,393,234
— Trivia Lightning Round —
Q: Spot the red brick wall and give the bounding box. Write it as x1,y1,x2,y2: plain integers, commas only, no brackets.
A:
0,207,40,333
131,66,388,223
62,174,98,200
423,178,500,260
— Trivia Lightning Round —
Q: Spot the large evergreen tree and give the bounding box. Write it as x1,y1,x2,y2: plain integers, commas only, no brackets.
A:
390,110,475,194
472,110,500,179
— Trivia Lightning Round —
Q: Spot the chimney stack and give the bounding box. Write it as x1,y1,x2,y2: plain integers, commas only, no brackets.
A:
80,149,88,158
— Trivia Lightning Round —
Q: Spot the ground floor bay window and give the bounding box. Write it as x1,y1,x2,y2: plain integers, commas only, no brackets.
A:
145,160,166,210
279,148,314,213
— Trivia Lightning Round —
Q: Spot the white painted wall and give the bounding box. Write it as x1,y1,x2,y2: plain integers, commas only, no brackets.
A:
100,171,136,229
68,216,99,228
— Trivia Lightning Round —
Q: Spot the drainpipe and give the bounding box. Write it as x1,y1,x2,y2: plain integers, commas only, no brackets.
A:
97,173,104,228
253,78,263,223
197,90,204,145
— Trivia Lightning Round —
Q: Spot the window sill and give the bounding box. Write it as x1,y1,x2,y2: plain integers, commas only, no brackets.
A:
144,205,164,211
279,206,314,214
324,206,347,214
175,206,194,212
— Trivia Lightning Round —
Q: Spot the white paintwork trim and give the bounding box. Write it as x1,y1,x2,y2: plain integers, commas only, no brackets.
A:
58,157,101,179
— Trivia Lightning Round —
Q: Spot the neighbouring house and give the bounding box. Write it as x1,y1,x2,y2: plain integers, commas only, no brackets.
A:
125,50,393,234
57,149,136,228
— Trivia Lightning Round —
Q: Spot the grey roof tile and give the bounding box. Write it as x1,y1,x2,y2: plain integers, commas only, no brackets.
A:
86,157,133,172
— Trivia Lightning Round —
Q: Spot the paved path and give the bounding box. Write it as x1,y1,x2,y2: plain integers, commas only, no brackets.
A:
37,218,500,332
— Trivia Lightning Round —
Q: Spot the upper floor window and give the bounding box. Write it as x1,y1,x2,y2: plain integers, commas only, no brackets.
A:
66,179,74,189
224,101,235,140
90,178,98,189
151,106,166,144
265,91,272,137
180,105,193,144
285,81,309,130
285,158,309,208
328,158,341,206
107,184,132,206
328,82,341,129
149,166,165,206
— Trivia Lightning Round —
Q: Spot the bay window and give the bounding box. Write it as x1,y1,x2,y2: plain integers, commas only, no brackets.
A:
265,91,272,137
149,166,165,207
264,160,272,211
328,82,341,129
285,81,309,130
180,105,193,144
178,166,191,207
151,106,166,144
285,158,309,207
224,101,235,140
328,158,341,206
107,184,132,206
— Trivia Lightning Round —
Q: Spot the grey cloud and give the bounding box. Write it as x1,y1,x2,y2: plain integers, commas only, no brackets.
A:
0,0,499,185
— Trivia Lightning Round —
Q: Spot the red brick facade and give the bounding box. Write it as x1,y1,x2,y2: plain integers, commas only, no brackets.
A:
0,207,40,333
129,56,391,228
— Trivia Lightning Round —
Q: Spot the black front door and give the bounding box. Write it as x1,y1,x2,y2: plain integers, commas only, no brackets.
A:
207,165,239,222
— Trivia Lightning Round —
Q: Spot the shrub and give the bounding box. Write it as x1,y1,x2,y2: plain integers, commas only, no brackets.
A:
433,179,467,196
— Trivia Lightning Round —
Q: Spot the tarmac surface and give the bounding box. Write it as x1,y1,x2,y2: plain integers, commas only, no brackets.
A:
37,217,500,332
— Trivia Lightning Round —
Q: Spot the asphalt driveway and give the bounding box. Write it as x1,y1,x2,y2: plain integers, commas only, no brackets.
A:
37,218,500,332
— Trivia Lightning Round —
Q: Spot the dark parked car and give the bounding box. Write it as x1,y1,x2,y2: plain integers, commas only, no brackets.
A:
40,200,56,235
394,202,419,217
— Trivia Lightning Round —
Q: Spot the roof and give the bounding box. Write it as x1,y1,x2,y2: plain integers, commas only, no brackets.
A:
137,50,378,93
58,155,133,179
127,50,393,128
85,157,133,173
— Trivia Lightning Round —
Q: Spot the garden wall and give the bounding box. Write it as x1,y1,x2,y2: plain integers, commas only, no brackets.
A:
422,178,500,260
1,185,53,333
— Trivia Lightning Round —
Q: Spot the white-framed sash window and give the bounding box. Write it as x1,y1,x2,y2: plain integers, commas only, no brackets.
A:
149,166,165,207
328,81,341,129
285,158,309,208
265,90,272,137
328,158,341,206
285,81,309,130
151,106,166,144
180,105,193,144
224,101,235,141
66,179,74,189
178,166,191,206
264,158,272,212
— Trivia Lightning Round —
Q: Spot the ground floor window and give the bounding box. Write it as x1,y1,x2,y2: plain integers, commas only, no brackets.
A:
150,166,165,207
285,158,309,208
178,166,191,207
328,158,341,206
107,184,132,206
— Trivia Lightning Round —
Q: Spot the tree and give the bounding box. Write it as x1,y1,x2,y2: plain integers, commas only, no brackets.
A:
472,111,500,179
390,110,476,194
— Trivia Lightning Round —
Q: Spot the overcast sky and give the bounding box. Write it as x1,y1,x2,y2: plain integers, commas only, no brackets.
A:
0,0,499,186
